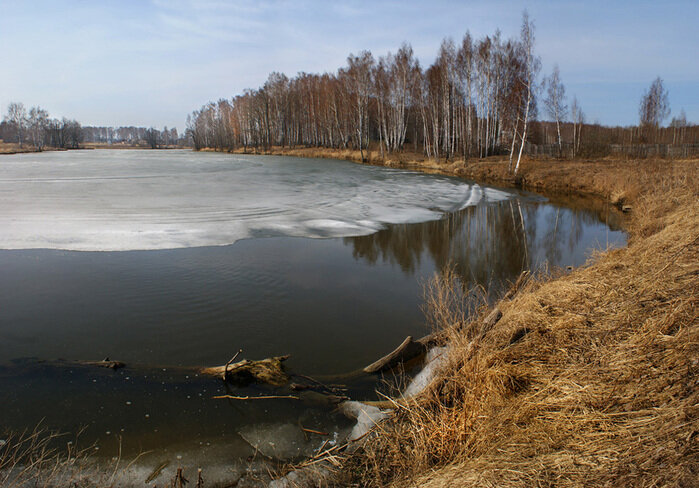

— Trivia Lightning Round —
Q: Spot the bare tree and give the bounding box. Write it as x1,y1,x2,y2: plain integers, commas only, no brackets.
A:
543,64,567,156
28,106,49,150
144,127,160,149
513,10,541,175
639,77,670,142
669,108,687,144
342,51,374,162
63,119,83,148
570,96,585,157
3,102,28,147
457,32,475,157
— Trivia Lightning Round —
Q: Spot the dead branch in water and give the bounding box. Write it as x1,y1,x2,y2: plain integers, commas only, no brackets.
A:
212,394,300,401
223,349,243,380
363,336,427,374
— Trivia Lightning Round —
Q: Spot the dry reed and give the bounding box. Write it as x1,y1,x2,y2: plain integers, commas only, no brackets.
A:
338,160,698,487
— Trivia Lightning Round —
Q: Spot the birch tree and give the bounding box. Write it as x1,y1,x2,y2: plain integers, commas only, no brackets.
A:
28,106,49,150
513,11,540,175
4,102,27,147
570,96,584,157
543,64,567,156
342,51,374,161
639,77,670,142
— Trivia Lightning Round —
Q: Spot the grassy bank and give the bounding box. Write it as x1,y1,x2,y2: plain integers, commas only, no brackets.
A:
0,141,54,154
305,153,695,486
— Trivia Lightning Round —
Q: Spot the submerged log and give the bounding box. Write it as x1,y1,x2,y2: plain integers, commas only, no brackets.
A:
74,358,125,370
298,390,348,407
363,336,427,374
200,355,290,386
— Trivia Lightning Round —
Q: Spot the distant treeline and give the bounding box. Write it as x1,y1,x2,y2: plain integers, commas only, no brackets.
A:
0,103,184,150
186,12,696,163
0,103,83,150
82,126,184,148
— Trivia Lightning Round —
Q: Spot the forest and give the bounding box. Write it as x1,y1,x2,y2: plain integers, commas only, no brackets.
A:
186,13,697,168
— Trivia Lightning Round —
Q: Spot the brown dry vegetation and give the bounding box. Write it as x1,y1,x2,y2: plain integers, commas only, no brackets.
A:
0,141,45,154
333,157,698,487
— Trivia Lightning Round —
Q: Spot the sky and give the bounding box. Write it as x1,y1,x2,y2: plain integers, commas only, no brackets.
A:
1,0,697,131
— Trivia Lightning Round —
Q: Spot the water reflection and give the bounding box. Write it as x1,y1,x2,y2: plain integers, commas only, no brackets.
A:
346,197,624,299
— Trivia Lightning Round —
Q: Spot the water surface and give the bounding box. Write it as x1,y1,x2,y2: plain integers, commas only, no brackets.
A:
0,150,625,478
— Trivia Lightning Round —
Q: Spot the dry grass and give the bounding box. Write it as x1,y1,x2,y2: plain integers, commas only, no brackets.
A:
338,160,698,487
0,426,196,487
0,141,41,154
0,426,98,487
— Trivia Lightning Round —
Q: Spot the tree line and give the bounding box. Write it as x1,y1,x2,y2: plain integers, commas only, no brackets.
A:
186,12,695,167
187,12,544,173
1,103,184,151
82,126,182,148
1,103,83,150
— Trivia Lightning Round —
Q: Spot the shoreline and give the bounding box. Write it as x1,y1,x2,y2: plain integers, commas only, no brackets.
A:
0,143,184,154
319,153,697,484
227,145,693,213
218,147,697,486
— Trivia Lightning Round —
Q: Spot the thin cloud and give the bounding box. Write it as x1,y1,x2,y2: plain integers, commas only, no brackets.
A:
0,0,696,128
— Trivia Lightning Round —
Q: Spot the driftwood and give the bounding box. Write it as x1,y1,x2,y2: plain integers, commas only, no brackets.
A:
480,307,503,336
503,270,530,301
363,335,428,374
200,355,290,386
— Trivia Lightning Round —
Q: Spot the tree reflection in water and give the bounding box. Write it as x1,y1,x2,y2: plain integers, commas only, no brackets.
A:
345,198,624,302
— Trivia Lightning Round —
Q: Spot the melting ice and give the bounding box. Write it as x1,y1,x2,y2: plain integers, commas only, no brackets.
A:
0,150,511,251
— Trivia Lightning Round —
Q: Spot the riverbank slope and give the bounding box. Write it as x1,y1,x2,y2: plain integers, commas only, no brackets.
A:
310,153,695,486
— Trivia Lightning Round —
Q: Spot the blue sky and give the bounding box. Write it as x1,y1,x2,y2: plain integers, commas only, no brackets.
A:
1,0,696,130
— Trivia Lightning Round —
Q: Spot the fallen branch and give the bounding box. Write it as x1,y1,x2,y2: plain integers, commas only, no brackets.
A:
223,349,243,380
212,394,299,401
363,336,427,374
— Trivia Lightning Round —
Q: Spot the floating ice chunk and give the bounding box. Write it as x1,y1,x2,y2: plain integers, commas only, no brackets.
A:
339,401,391,441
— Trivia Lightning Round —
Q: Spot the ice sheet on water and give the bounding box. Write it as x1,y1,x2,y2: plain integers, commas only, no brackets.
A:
0,150,513,251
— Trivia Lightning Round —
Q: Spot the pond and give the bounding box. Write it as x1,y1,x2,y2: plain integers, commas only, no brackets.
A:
0,150,625,480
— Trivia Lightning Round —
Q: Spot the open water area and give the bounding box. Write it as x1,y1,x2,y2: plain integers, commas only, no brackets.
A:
0,150,625,479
